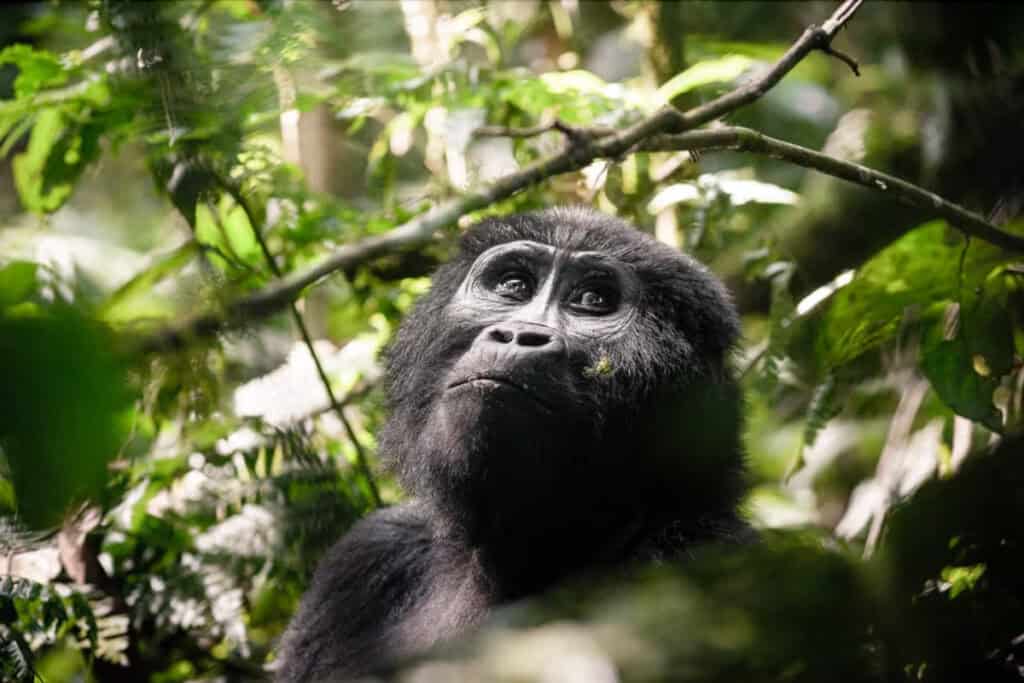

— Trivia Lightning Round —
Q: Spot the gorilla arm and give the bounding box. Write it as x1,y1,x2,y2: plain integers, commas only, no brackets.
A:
274,504,491,683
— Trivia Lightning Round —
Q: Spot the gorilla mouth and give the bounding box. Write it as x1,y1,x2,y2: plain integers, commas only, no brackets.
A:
446,375,555,412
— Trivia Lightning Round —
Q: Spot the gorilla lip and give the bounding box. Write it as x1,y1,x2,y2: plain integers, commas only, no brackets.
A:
446,375,555,412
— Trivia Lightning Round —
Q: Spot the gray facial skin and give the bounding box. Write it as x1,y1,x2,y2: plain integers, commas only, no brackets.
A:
450,239,640,342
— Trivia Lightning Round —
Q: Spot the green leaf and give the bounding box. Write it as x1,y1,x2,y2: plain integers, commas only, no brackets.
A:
222,200,261,264
0,311,134,528
100,243,198,322
802,373,841,450
0,261,38,310
656,55,755,106
817,221,1017,367
12,108,68,211
0,44,67,98
960,281,1015,379
920,337,1002,431
194,197,261,271
940,563,986,599
500,69,624,124
12,108,104,214
0,113,35,158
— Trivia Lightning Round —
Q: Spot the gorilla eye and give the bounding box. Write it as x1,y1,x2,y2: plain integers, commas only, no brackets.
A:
494,273,533,301
571,284,618,314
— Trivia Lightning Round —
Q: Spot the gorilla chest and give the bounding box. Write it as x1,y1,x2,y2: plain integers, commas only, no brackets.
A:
392,548,494,653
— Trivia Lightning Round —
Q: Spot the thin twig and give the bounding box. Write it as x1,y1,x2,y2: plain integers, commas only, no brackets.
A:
221,182,382,506
818,0,863,75
473,122,558,138
474,120,616,141
136,0,870,353
820,44,860,76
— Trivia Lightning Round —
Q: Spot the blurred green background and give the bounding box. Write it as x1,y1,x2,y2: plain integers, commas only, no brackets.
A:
0,2,1022,681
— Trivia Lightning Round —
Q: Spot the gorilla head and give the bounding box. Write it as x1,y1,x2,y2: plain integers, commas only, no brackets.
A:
380,207,746,586
275,207,749,682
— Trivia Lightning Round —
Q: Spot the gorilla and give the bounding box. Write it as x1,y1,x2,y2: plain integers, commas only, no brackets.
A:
275,207,750,682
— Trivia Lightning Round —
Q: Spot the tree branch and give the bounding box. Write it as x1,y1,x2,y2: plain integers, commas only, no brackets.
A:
640,127,1024,252
474,119,616,141
136,0,868,353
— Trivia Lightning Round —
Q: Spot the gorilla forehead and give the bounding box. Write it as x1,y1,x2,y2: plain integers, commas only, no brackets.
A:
460,206,680,265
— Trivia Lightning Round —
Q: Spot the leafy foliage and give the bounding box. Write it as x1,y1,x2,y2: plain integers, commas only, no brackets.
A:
0,1,1021,681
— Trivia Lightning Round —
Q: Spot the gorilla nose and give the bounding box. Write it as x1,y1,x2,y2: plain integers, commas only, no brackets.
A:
482,322,565,354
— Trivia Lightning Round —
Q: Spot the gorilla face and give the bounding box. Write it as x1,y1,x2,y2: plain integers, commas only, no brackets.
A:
444,240,639,418
422,240,638,512
380,207,743,541
445,238,640,390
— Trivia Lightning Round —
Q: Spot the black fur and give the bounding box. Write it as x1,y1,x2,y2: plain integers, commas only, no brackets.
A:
275,207,749,682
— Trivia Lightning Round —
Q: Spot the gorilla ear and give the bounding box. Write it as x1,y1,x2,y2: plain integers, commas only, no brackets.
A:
662,262,742,360
704,286,742,356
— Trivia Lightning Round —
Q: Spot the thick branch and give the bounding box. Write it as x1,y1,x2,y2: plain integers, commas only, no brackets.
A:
640,127,1024,252
136,0,865,354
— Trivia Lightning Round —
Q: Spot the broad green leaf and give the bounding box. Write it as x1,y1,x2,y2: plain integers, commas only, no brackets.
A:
0,261,38,309
656,55,755,106
960,280,1015,379
194,198,262,272
0,312,133,528
195,203,229,268
817,221,1017,367
222,201,261,264
12,108,69,212
11,108,104,214
100,243,198,323
0,44,66,98
920,338,1002,431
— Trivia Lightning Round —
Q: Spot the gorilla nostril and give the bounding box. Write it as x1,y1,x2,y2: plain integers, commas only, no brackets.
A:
516,331,551,347
481,324,560,351
488,327,514,343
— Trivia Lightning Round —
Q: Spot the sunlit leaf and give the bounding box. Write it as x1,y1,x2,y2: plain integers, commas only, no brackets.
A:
0,261,38,310
647,183,701,213
540,69,611,95
12,108,70,212
655,55,755,106
717,178,799,206
940,563,986,599
100,243,198,323
501,69,625,124
0,44,66,98
194,199,262,271
11,107,106,214
222,199,261,264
